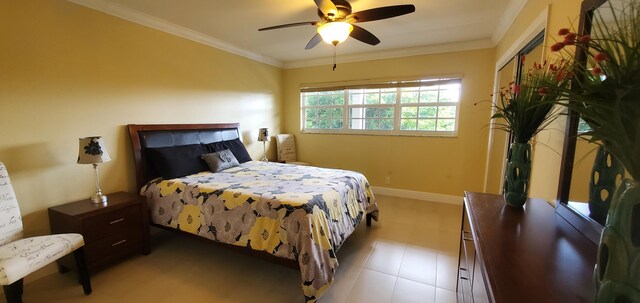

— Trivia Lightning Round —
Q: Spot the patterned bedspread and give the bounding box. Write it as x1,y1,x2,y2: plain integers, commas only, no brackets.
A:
141,161,378,302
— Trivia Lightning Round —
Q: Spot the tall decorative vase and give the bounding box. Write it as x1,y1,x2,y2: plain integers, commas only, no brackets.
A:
589,145,625,225
503,142,531,207
594,179,640,303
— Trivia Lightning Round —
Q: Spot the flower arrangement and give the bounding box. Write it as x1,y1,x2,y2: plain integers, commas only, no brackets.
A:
490,58,572,143
549,1,640,180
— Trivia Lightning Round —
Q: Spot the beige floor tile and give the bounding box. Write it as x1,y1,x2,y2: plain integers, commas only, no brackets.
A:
345,269,397,303
364,240,406,276
397,245,437,286
390,278,436,303
6,195,463,303
435,287,458,303
435,253,459,291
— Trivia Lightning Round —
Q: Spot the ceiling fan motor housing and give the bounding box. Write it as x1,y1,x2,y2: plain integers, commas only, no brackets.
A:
318,0,352,20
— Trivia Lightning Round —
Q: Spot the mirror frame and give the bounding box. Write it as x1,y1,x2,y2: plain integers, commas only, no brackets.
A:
555,0,608,245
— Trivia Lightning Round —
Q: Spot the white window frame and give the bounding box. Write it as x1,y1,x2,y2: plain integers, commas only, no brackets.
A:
300,78,461,137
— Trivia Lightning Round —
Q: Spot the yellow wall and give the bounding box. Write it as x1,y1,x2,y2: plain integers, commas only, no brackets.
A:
494,0,582,204
282,49,495,196
0,0,281,244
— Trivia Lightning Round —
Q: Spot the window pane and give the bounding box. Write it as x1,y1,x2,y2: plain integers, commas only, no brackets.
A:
305,119,317,128
349,93,364,105
331,119,343,129
417,119,436,131
305,109,317,119
380,119,394,130
365,93,379,104
419,106,437,118
318,119,331,129
350,119,364,129
332,108,343,118
365,108,378,118
402,107,417,118
350,107,364,118
440,84,460,103
305,94,318,106
365,119,379,130
420,90,438,103
401,92,419,103
333,94,345,105
379,107,394,118
438,106,456,118
401,119,417,130
381,93,396,104
318,108,330,118
437,119,455,131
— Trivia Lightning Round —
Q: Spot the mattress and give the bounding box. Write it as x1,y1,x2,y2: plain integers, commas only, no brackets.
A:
141,161,378,302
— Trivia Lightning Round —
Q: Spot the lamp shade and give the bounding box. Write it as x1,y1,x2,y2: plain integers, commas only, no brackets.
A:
317,22,353,45
257,128,270,142
77,136,111,164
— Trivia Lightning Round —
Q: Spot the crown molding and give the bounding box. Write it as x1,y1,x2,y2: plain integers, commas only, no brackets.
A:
492,0,529,44
283,39,495,69
66,0,284,68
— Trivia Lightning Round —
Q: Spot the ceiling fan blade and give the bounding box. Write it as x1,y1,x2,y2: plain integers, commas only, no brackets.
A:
305,34,323,49
350,25,380,45
314,0,338,16
259,21,318,31
350,5,416,23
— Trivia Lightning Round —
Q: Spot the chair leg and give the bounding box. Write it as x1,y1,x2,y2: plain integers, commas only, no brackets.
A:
73,247,92,295
3,279,23,303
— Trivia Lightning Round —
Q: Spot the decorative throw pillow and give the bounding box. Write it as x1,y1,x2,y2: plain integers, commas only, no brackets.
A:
202,149,240,172
204,138,252,163
146,144,209,179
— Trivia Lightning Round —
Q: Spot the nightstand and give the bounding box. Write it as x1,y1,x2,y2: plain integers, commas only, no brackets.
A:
48,192,151,273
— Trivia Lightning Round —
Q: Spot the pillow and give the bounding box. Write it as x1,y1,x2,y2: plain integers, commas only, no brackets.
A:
146,144,209,179
205,138,252,163
202,149,240,172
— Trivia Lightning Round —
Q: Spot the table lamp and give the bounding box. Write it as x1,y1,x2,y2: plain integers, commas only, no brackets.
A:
257,128,270,162
77,136,111,203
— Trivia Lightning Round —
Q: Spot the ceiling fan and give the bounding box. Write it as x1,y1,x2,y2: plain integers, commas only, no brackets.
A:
258,0,416,49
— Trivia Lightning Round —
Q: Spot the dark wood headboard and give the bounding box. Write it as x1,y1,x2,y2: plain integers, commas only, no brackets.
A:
127,123,241,191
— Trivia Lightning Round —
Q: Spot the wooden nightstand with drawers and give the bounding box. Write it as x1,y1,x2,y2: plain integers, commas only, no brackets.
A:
48,191,151,273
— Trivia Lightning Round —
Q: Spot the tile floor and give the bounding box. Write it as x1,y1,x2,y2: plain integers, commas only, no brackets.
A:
5,195,463,303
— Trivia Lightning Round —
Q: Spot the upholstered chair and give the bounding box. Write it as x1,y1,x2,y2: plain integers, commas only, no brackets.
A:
275,134,309,166
0,162,91,303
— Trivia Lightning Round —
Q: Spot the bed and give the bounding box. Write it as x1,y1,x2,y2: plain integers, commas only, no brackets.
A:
127,123,378,303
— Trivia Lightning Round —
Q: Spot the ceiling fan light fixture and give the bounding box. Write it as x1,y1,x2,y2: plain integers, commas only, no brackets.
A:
317,22,353,45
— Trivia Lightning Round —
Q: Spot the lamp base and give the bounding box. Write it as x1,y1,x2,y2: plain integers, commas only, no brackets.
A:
91,192,107,204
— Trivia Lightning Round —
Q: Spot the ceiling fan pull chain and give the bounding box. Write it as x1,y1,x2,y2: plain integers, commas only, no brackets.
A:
333,45,337,71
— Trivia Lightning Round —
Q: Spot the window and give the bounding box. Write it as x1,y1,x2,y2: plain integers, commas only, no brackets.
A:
301,78,461,136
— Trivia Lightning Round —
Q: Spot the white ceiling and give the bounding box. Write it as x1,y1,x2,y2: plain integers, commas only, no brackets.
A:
68,0,528,68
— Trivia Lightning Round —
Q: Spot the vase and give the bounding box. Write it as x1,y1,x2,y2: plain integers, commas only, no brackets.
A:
594,179,640,303
589,145,625,225
503,142,531,207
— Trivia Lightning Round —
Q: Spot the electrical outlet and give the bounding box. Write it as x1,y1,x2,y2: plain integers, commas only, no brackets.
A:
385,176,391,184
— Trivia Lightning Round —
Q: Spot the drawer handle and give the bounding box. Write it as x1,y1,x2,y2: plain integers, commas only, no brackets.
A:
110,218,125,225
462,230,474,242
460,276,469,280
111,239,127,247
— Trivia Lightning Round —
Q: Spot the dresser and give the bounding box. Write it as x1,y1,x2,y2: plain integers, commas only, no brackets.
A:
457,192,598,303
48,192,150,273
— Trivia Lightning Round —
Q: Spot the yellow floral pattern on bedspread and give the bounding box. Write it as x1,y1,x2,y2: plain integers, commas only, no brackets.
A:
141,161,378,303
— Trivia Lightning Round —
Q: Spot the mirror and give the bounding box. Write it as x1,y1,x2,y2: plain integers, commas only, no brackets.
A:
556,0,622,244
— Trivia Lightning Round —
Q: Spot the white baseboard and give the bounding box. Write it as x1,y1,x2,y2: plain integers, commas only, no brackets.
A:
371,186,463,205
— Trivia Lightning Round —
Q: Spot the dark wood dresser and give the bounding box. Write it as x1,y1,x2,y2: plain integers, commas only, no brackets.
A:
457,192,598,303
48,192,151,273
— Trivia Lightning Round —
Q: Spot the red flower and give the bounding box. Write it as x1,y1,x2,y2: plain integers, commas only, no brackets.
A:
558,28,570,36
555,71,566,81
563,37,576,45
594,52,608,62
521,56,526,63
579,35,591,44
551,42,565,52
565,32,577,41
593,66,602,75
538,87,549,95
513,84,520,94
